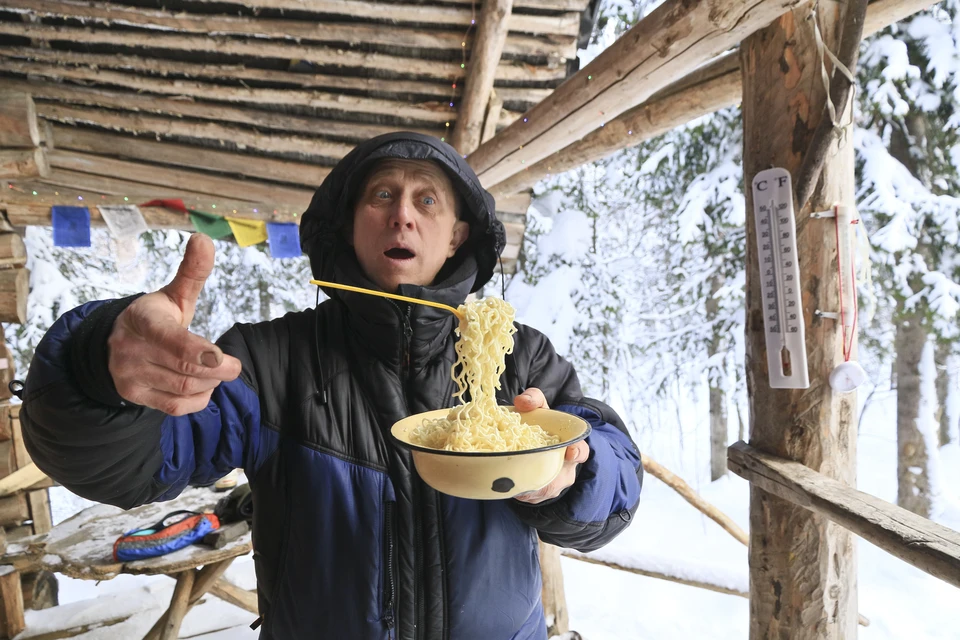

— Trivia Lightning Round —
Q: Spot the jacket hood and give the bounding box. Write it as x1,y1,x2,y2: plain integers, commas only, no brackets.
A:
299,132,506,294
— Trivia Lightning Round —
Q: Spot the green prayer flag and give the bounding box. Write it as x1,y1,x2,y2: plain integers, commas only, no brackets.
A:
189,211,233,240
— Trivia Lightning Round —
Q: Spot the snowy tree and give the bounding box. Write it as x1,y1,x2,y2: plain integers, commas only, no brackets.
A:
856,2,960,516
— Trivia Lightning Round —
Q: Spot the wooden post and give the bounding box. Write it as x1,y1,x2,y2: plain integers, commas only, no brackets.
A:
0,566,25,639
538,541,568,636
451,0,514,155
159,570,195,640
740,4,859,638
0,269,28,325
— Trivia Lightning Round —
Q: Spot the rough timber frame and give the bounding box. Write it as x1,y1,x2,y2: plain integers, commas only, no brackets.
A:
1,0,955,635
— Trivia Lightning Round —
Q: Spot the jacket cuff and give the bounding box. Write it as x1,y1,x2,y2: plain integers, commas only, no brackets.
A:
69,294,145,407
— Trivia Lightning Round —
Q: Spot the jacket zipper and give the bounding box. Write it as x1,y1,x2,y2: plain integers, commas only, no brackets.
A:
399,306,425,640
383,501,396,633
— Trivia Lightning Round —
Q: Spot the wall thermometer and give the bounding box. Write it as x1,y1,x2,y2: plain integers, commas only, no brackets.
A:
751,168,810,389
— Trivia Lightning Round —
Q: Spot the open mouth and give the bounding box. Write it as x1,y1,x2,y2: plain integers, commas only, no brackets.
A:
384,247,415,260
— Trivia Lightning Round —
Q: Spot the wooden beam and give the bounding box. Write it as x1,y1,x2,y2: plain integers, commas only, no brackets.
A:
0,567,25,639
487,0,937,194
489,54,741,195
0,78,440,143
170,0,583,34
46,151,314,206
0,148,49,180
496,191,531,216
0,93,40,148
741,3,859,637
0,24,566,85
0,47,553,108
561,551,748,597
209,580,259,614
469,0,811,186
0,442,15,479
729,441,960,590
0,269,28,325
452,0,515,155
38,170,225,203
0,233,27,267
8,0,576,60
159,570,195,640
1,199,300,228
0,465,46,499
51,126,330,190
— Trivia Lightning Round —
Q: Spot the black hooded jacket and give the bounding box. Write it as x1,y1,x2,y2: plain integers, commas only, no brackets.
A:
21,133,643,639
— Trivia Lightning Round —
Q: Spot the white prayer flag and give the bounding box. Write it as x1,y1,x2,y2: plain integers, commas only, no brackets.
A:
98,205,148,240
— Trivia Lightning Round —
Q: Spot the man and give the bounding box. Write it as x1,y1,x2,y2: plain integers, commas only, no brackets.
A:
21,132,642,639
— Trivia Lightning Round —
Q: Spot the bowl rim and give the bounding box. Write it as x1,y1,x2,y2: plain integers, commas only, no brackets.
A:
390,409,592,458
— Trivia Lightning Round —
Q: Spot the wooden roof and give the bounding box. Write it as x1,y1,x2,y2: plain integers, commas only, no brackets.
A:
0,0,600,272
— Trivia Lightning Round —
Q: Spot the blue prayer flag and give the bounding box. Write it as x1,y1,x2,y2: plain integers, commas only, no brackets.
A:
266,222,301,258
51,206,91,247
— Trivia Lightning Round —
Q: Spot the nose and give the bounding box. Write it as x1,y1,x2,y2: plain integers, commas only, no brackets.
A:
389,199,415,230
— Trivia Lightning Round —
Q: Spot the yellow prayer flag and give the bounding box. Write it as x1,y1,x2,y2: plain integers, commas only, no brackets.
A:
226,217,268,247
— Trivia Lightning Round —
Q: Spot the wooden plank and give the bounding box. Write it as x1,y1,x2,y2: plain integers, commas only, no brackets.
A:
0,494,30,527
486,0,936,195
0,47,554,107
0,341,12,404
8,0,576,60
0,23,566,85
26,491,52,535
0,566,25,639
0,465,47,499
740,3,859,637
0,93,40,148
208,579,258,614
0,78,441,143
36,103,354,162
729,441,960,590
0,406,9,442
6,407,24,470
174,0,583,34
13,64,522,131
0,149,49,180
0,233,26,268
452,0,515,155
50,126,330,191
47,151,315,207
0,530,5,557
143,559,236,640
38,170,229,203
0,270,28,325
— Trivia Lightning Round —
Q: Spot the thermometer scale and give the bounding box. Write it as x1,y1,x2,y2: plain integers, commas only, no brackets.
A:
752,168,810,389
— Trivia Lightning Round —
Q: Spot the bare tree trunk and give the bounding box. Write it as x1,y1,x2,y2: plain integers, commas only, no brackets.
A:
706,274,728,481
895,308,933,516
539,541,569,637
936,341,951,446
258,277,271,323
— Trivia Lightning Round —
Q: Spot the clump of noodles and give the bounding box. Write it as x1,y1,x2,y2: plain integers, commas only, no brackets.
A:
409,297,560,452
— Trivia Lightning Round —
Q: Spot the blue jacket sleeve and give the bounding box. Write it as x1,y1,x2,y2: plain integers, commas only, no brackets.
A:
507,325,643,552
20,297,274,509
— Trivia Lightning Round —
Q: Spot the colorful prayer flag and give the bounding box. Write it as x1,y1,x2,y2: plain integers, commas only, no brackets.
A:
266,222,301,258
51,206,91,247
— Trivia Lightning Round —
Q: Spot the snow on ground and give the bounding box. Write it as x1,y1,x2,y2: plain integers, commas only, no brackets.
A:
33,381,960,639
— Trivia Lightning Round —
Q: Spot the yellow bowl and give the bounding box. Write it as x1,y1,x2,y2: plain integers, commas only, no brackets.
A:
390,407,591,500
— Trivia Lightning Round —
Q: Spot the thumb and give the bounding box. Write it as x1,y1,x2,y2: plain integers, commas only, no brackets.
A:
161,233,215,327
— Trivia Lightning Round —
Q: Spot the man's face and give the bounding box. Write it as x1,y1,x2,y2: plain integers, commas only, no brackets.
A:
352,159,470,292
